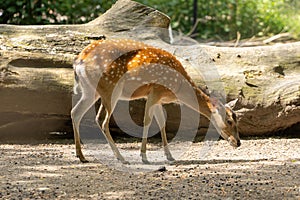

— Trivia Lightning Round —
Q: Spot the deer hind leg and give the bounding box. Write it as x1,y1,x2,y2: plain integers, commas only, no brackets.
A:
141,88,162,164
154,104,175,162
98,98,129,164
71,87,98,163
95,102,103,127
140,100,153,164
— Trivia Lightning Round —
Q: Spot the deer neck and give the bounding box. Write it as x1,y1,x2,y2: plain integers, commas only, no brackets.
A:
194,88,213,119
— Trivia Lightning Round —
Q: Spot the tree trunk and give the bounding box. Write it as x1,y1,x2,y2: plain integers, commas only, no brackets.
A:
0,0,299,139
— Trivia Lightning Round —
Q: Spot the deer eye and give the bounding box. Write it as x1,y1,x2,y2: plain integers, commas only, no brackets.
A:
232,112,237,121
227,120,233,126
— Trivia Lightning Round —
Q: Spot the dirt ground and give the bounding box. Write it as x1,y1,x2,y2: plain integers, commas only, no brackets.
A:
0,137,299,199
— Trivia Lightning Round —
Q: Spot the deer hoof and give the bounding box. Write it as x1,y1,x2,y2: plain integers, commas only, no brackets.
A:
167,155,175,162
121,160,130,165
77,155,89,163
140,153,150,164
118,157,129,165
142,158,150,164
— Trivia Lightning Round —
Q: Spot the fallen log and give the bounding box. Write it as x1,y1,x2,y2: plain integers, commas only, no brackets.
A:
0,0,299,140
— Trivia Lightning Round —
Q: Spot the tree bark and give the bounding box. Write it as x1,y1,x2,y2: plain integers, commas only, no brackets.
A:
0,0,299,139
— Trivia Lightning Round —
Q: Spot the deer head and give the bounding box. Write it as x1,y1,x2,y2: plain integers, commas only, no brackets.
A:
210,98,240,147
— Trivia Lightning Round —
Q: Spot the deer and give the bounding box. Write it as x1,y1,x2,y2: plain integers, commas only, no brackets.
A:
71,37,241,164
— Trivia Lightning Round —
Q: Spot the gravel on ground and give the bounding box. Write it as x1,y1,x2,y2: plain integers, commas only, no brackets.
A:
0,138,299,199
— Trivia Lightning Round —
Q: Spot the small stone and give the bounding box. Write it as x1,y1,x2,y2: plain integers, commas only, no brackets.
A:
156,166,167,172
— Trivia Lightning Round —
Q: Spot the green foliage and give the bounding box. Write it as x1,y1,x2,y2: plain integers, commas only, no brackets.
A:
0,0,116,24
0,0,299,40
136,0,300,40
278,0,300,38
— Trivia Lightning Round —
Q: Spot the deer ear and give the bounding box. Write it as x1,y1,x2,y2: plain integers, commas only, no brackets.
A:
225,98,238,109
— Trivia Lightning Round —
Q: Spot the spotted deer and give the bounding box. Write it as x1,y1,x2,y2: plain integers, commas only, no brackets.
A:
71,37,240,164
